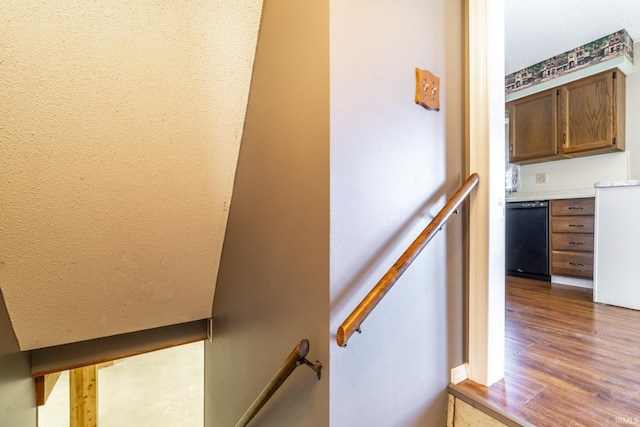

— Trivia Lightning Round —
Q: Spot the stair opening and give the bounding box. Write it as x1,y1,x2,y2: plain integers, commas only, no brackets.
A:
37,341,204,427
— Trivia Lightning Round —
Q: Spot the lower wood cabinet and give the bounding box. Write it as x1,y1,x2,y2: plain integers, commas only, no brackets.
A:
550,198,595,279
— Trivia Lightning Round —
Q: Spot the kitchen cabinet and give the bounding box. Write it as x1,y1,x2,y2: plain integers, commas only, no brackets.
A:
508,88,558,163
549,198,595,279
507,69,625,165
558,70,625,156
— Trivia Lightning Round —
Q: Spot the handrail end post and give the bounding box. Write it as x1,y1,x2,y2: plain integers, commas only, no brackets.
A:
336,327,346,347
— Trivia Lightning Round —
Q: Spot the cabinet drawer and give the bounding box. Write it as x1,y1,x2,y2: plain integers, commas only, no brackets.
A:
551,216,594,233
551,233,594,252
550,198,595,216
551,251,593,278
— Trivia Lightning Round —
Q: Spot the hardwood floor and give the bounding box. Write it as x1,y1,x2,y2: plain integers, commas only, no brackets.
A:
456,276,640,426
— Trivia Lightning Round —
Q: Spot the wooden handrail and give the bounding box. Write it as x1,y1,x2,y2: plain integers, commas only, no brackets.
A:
235,339,322,427
336,173,479,347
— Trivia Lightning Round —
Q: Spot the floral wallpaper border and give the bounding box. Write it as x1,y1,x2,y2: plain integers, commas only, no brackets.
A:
506,29,634,95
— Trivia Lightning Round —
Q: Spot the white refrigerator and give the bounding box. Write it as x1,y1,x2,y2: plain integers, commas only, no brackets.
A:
594,181,640,310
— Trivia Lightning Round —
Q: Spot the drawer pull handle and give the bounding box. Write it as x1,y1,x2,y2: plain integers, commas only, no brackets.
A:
568,242,584,245
569,262,585,267
568,224,584,228
568,206,584,210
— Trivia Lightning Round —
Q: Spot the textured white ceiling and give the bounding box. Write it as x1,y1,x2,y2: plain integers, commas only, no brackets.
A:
506,0,640,74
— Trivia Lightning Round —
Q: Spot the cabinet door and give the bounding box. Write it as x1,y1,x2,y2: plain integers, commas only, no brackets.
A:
558,70,617,155
508,88,558,164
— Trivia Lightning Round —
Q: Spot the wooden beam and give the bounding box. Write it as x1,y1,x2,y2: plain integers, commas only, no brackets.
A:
35,371,62,406
70,365,98,427
32,319,207,377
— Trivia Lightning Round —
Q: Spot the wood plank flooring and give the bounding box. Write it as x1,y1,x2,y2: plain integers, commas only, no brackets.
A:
456,276,640,426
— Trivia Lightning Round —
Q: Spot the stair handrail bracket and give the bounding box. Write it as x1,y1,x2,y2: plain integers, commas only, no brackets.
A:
235,338,322,427
336,173,479,348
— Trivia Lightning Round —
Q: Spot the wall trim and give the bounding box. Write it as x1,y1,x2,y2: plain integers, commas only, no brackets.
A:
31,319,208,377
465,0,506,386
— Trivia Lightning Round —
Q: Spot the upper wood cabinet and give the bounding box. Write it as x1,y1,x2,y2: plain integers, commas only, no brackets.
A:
508,88,558,164
507,69,625,165
558,70,625,156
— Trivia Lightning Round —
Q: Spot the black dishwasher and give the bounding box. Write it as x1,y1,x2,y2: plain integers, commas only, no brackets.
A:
505,201,550,281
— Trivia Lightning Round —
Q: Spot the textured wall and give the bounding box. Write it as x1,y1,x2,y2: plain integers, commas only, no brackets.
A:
205,0,329,427
205,0,330,425
329,0,465,424
0,291,36,426
628,42,640,180
0,0,262,350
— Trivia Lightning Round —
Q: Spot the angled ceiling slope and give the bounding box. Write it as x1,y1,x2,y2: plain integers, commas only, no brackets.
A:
0,0,263,351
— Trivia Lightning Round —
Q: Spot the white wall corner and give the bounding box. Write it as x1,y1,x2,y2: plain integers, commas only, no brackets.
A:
466,0,506,387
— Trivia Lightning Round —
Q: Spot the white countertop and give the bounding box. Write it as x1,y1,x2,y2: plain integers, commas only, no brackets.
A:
594,180,640,188
505,188,595,202
506,180,640,202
